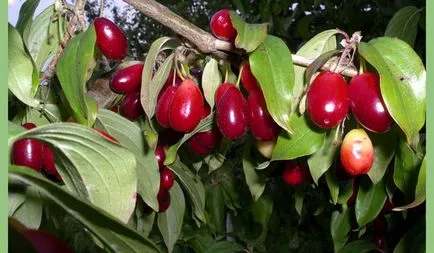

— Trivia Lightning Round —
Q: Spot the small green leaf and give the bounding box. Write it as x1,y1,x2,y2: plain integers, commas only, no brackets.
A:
203,241,243,253
206,184,225,234
337,180,354,205
355,176,387,227
331,205,351,252
294,186,305,217
8,121,26,141
158,182,185,253
202,57,222,108
8,24,40,107
15,0,40,39
367,131,397,184
393,219,425,253
11,185,43,229
9,165,162,253
8,191,26,217
242,140,266,201
393,157,425,211
339,240,377,253
250,194,273,235
385,6,421,47
325,167,340,204
250,35,295,134
229,11,268,52
56,26,98,126
359,39,426,146
272,114,325,160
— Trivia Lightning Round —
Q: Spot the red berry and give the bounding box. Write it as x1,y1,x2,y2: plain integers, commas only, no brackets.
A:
340,129,374,176
306,71,349,128
155,145,166,169
160,167,174,191
12,139,44,172
120,91,143,121
156,86,178,128
110,64,144,93
282,161,311,186
21,229,74,253
241,61,260,93
210,9,237,41
349,72,393,133
94,17,128,60
247,90,280,141
187,136,211,156
158,70,182,100
169,79,204,132
216,86,248,140
157,189,171,212
215,82,234,106
42,146,62,181
22,123,37,130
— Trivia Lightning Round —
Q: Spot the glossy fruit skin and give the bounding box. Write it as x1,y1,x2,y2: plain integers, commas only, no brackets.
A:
349,72,393,133
169,79,204,132
256,140,276,159
42,147,62,181
210,9,237,41
215,83,234,105
282,161,311,186
120,91,143,121
157,189,171,212
340,129,374,176
156,86,178,128
110,64,144,93
241,61,260,93
306,71,349,128
12,138,44,172
158,70,182,100
21,229,74,253
216,86,248,140
22,123,37,130
160,167,174,191
94,17,128,60
247,91,280,141
155,145,166,169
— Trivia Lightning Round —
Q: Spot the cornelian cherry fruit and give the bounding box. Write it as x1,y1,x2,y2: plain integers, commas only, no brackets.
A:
156,86,178,128
120,91,144,121
12,124,44,172
110,64,144,93
155,145,166,169
215,82,234,106
340,129,374,176
240,60,260,93
157,189,171,212
247,90,280,141
210,9,237,41
216,86,248,140
160,167,174,191
282,161,311,186
94,17,128,60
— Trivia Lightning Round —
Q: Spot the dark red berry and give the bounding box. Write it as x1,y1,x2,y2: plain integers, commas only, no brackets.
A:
210,9,237,41
187,136,211,156
241,61,260,93
216,86,248,140
155,145,166,169
247,90,280,141
169,79,204,133
22,123,37,130
156,86,178,128
160,167,174,191
120,91,144,121
157,189,171,212
42,146,61,181
158,70,182,100
12,139,44,172
21,229,74,253
110,64,144,93
306,71,349,128
349,72,393,133
215,83,234,106
282,161,311,186
94,17,128,60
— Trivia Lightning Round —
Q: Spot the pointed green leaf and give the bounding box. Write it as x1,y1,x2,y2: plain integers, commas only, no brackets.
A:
242,140,266,201
206,184,225,234
355,176,387,227
393,157,425,211
331,205,351,252
367,131,397,184
10,186,43,229
325,168,339,204
385,6,421,47
15,0,40,39
202,57,222,108
229,11,268,52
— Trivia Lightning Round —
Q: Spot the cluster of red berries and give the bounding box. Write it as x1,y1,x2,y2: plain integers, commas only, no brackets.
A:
154,145,174,212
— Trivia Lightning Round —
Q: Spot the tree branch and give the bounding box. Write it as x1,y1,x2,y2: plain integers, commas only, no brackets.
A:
122,0,358,77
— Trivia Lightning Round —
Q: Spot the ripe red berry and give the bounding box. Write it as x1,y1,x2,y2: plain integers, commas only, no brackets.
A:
158,70,182,100
156,86,178,128
21,229,74,253
12,139,44,172
110,63,144,93
349,72,393,133
340,129,374,176
306,71,349,128
216,86,248,140
22,123,37,130
160,167,174,191
169,79,204,132
120,91,144,121
241,61,260,93
282,161,311,186
155,145,166,169
94,17,128,60
157,189,171,212
42,146,62,181
247,90,280,141
210,9,237,41
215,82,234,106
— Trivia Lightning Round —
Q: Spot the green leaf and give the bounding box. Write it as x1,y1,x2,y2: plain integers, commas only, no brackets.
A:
12,123,137,223
229,12,268,53
294,186,305,217
56,26,98,126
203,241,243,253
9,165,162,253
338,240,377,253
219,61,237,84
250,35,295,134
158,182,185,253
8,24,40,107
8,121,26,141
355,176,387,227
15,0,40,39
358,39,426,146
202,57,222,108
11,185,43,229
250,194,273,235
168,160,206,224
325,167,339,204
206,184,225,234
141,37,181,118
308,127,342,184
330,205,351,252
393,157,425,211
385,6,421,47
394,137,422,199
393,219,425,253
164,113,214,166
95,109,160,211
26,5,66,71
8,191,26,216
337,180,354,205
272,114,325,160
367,131,397,184
242,140,266,201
